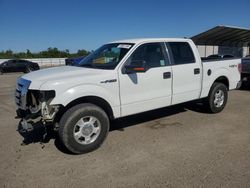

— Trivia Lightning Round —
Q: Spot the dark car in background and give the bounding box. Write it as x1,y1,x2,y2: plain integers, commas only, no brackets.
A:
65,56,85,66
0,59,39,74
241,56,250,82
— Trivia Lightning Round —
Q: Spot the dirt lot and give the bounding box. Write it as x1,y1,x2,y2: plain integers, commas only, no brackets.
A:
0,73,250,188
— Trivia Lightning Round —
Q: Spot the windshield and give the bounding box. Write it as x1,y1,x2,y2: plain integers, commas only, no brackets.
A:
78,43,134,69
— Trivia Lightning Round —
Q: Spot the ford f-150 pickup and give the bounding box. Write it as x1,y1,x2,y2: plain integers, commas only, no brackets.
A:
15,38,242,154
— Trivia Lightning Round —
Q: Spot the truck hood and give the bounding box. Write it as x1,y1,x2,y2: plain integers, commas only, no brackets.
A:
21,66,113,89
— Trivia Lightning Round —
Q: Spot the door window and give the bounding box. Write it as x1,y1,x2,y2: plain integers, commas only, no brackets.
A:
126,43,168,70
168,42,195,65
6,60,12,66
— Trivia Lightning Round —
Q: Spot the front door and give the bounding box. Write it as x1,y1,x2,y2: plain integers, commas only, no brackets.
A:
119,42,173,117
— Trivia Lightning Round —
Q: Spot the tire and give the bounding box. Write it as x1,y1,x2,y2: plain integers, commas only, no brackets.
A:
204,82,228,113
59,103,110,154
0,68,3,75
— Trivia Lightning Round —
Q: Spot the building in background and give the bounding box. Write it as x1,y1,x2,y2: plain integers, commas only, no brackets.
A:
191,25,250,58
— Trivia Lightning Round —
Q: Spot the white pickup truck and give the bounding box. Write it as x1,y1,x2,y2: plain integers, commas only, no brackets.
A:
15,38,242,154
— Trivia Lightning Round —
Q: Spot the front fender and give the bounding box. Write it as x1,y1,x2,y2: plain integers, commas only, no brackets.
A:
50,84,120,108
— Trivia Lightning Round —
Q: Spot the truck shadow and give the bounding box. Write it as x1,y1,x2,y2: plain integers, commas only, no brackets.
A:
111,104,182,131
17,101,208,154
110,101,209,131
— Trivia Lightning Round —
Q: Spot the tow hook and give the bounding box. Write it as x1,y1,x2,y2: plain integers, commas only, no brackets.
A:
19,119,34,132
18,118,49,143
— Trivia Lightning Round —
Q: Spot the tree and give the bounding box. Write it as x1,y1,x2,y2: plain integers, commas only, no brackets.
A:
5,49,13,57
0,48,90,59
26,49,32,58
77,49,89,57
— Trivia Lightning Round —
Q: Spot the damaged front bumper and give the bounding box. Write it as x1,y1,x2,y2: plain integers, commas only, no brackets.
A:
15,78,59,132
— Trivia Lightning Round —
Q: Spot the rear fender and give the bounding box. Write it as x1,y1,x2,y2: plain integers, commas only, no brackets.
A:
201,68,230,98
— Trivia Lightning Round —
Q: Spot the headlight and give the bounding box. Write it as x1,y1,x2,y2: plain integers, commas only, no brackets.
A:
26,90,55,113
39,90,56,102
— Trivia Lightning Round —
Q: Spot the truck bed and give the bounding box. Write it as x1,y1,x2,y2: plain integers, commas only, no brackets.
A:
201,57,240,62
200,58,241,98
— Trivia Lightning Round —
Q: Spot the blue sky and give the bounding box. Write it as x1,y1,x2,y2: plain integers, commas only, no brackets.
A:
0,0,249,52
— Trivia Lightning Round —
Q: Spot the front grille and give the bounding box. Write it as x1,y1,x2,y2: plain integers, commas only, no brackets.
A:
15,89,21,106
15,78,31,110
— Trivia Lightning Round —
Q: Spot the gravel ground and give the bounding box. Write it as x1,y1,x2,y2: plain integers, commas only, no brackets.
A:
0,73,250,188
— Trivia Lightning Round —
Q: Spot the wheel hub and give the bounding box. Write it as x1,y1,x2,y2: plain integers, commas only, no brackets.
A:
73,116,101,145
81,124,94,136
214,90,225,108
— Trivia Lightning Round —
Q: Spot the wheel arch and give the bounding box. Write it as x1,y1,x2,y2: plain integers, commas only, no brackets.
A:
55,96,115,124
213,76,229,89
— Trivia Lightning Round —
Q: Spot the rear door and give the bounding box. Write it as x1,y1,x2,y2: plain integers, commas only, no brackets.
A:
167,42,202,104
119,42,172,117
17,60,27,72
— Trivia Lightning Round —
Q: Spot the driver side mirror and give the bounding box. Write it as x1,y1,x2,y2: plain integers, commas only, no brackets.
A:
124,60,147,74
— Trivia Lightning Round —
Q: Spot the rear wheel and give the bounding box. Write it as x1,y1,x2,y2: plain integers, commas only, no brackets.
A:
59,103,110,154
204,82,228,113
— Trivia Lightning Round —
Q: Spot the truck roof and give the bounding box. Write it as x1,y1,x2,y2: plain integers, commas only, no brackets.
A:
111,38,192,44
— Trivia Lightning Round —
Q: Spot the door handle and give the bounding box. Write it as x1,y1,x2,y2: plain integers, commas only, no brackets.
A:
163,72,171,79
194,68,200,75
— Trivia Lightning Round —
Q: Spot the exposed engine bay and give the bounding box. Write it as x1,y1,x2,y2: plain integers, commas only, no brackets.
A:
15,78,59,131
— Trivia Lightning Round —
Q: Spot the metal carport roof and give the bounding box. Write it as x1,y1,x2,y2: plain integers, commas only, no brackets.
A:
191,25,250,47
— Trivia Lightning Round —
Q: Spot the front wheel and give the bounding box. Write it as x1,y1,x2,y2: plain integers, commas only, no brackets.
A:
59,103,110,154
204,82,228,113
